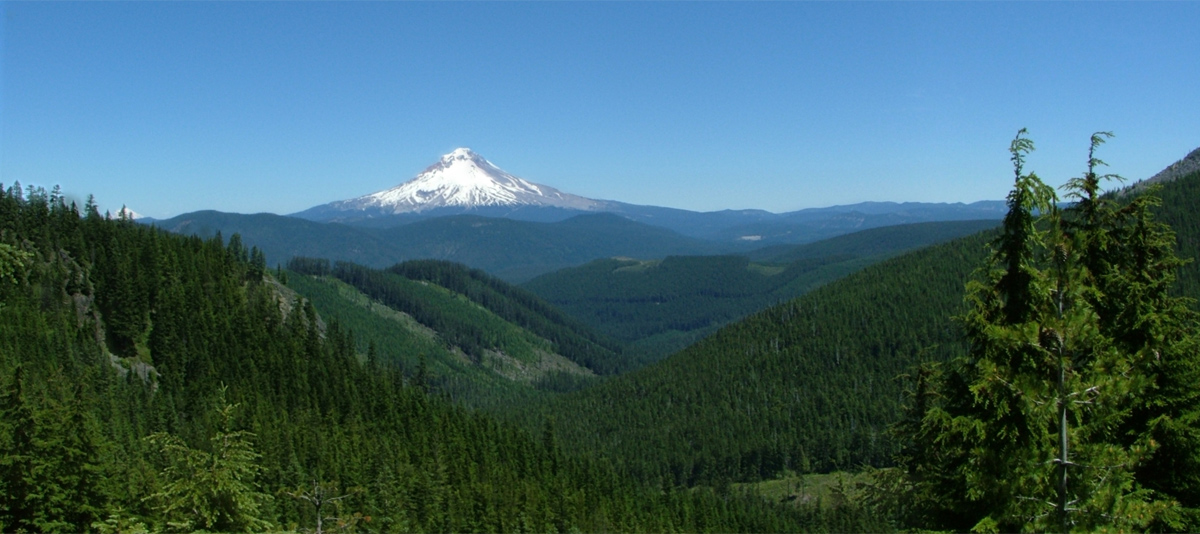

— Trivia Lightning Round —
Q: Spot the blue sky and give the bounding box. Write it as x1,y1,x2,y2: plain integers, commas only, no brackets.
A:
3,2,1198,219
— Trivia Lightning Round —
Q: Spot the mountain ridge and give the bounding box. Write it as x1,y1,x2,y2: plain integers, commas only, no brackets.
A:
153,209,739,282
290,148,1006,244
1142,145,1200,186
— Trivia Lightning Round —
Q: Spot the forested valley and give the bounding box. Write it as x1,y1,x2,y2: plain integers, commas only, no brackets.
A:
2,136,1200,533
522,220,999,361
0,185,879,532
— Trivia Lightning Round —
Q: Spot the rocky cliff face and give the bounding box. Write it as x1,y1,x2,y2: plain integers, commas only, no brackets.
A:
1145,146,1200,185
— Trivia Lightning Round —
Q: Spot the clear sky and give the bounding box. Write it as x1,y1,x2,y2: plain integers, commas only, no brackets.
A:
3,2,1198,219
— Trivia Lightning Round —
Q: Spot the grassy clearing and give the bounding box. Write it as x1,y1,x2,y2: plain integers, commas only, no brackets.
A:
736,471,872,508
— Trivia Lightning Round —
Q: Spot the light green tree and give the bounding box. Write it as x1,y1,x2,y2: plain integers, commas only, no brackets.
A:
144,387,273,532
0,243,34,308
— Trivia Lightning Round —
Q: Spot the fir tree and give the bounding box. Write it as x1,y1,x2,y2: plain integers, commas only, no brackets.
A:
144,387,273,532
0,366,37,531
895,131,1200,532
28,385,107,532
0,369,105,532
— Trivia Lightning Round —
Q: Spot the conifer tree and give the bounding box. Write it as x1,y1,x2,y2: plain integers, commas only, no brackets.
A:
0,243,33,289
0,369,105,532
0,366,37,532
895,131,1199,532
145,387,273,532
28,386,107,532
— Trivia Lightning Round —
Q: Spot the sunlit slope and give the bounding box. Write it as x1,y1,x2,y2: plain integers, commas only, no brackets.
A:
286,273,597,411
285,258,635,410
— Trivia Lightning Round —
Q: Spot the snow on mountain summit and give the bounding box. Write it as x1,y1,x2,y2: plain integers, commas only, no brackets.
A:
336,148,601,214
117,206,142,220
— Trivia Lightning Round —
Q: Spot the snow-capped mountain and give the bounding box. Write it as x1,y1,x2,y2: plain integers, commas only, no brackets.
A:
117,206,143,220
293,147,1007,241
317,148,604,216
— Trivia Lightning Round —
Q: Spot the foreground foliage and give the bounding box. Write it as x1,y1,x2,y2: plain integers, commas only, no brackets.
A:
890,132,1200,532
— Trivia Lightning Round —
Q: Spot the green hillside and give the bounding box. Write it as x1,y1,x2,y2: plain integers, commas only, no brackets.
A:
524,219,998,361
0,184,875,532
290,258,634,374
283,273,587,413
8,159,1194,532
536,235,986,484
281,257,642,411
536,168,1200,490
153,210,405,268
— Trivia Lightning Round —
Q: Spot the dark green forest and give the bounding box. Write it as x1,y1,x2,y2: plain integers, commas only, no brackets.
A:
531,233,986,484
523,220,998,361
0,184,878,532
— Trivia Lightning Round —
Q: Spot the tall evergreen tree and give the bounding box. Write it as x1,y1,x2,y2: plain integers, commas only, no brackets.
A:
27,386,107,532
0,369,105,532
894,131,1200,532
0,366,37,532
145,388,273,533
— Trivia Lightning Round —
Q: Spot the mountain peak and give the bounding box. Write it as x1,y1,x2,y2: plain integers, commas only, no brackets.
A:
443,147,480,161
421,147,501,179
117,206,142,220
329,149,603,214
1144,145,1200,186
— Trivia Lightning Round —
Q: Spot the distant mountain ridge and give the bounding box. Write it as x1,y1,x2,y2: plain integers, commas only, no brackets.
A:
151,148,1020,282
1142,145,1200,186
292,147,1006,245
153,210,735,282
